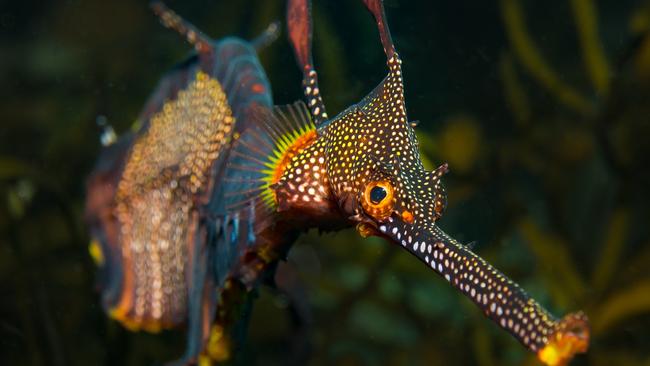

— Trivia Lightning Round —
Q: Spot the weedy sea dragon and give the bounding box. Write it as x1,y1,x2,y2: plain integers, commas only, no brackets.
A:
85,0,590,365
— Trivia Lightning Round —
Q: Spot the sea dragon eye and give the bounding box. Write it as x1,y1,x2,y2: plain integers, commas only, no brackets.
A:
369,186,387,204
362,181,394,219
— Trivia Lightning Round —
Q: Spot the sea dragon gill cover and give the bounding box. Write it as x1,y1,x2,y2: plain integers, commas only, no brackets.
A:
84,0,590,364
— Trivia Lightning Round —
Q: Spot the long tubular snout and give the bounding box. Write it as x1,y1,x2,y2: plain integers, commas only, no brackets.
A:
376,218,589,365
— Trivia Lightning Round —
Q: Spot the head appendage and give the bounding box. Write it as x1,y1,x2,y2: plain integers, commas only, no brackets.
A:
150,1,214,54
287,0,329,124
362,0,396,61
251,21,282,51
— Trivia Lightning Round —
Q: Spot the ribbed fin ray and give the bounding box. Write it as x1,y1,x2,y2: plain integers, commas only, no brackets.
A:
225,101,316,217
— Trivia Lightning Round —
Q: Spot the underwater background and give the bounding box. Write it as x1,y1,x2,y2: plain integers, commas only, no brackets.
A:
2,0,650,364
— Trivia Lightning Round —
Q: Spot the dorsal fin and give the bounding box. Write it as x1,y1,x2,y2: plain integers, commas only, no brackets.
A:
225,101,316,215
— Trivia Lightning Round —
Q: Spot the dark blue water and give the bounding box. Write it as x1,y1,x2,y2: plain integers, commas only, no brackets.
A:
1,0,649,364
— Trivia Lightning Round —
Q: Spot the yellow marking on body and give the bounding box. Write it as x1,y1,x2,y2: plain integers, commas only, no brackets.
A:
257,244,279,264
356,222,377,238
109,307,164,333
130,119,143,132
537,313,590,366
538,339,581,366
88,239,104,266
204,324,231,362
401,210,414,224
260,128,317,207
198,355,212,366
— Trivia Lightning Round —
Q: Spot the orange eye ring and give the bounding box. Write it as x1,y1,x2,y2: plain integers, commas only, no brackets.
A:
362,180,395,220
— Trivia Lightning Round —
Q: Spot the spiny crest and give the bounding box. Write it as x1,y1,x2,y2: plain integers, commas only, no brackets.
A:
225,102,315,211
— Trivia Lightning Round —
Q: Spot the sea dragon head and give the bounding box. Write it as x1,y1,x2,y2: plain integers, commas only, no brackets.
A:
321,50,449,241
319,42,448,240
268,0,590,364
272,0,447,236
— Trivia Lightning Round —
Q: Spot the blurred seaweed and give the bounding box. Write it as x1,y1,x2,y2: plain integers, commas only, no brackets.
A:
1,0,649,365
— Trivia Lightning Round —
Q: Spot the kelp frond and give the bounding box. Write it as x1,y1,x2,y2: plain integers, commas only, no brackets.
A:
500,0,596,116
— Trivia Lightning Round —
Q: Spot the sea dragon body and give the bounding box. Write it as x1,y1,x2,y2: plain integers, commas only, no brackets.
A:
85,1,590,365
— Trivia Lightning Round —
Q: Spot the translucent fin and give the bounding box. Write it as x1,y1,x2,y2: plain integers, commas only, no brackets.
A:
225,101,316,215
